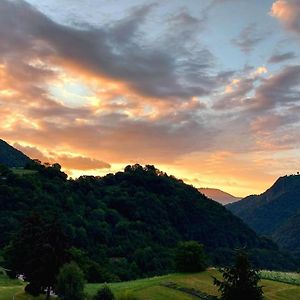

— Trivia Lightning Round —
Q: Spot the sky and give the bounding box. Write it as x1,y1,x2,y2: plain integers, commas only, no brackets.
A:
0,0,300,197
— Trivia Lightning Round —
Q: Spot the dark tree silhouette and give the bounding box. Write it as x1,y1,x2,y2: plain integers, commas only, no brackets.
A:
4,214,70,299
213,250,263,300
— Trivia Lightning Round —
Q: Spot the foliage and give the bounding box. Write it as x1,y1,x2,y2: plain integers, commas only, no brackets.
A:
93,285,115,300
0,160,296,281
56,262,85,300
175,241,207,272
227,174,300,253
213,251,263,300
4,213,69,297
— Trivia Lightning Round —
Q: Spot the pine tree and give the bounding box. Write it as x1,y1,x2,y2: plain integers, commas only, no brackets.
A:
213,250,263,300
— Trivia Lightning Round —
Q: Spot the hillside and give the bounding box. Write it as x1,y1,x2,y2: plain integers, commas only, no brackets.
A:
227,175,300,251
272,212,300,252
0,158,296,281
199,188,241,205
0,139,30,168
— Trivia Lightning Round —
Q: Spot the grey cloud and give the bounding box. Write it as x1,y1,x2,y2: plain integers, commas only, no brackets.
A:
268,52,297,64
214,78,254,110
249,65,300,111
0,0,218,101
231,24,268,53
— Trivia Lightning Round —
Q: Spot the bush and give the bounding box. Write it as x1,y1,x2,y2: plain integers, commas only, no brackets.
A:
93,285,115,300
175,241,207,272
56,262,85,300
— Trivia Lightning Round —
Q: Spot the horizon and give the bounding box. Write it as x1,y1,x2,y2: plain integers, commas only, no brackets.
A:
1,0,300,197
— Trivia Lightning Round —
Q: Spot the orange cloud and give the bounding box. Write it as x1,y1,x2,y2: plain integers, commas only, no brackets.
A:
270,0,300,35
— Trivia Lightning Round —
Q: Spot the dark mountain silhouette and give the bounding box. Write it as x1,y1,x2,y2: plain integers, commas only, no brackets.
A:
199,188,241,205
227,174,300,252
0,156,297,279
0,139,30,167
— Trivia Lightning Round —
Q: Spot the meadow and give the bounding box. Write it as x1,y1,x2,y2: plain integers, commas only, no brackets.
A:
259,270,300,286
2,269,300,300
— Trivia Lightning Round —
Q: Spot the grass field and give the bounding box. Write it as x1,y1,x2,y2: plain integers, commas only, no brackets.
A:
2,269,300,300
0,274,24,300
86,269,300,300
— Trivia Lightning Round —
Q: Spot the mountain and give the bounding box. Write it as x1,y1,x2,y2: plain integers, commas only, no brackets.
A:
273,212,300,252
199,188,241,205
0,161,296,281
0,139,30,167
227,174,300,252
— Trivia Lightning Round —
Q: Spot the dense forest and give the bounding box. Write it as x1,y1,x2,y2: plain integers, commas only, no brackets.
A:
0,160,297,282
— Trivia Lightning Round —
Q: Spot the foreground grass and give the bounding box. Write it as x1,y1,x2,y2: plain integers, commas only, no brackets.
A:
86,269,300,300
2,270,300,300
0,274,24,300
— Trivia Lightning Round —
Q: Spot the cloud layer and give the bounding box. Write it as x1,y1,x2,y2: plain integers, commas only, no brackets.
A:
1,0,300,196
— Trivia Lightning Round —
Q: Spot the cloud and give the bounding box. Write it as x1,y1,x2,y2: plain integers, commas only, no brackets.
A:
0,0,218,101
213,66,268,110
231,24,268,53
270,0,300,36
14,143,111,170
268,51,297,63
0,0,224,166
249,65,300,111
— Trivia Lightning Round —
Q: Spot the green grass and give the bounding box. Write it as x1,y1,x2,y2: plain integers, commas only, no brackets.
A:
2,269,300,300
0,274,24,300
86,269,300,300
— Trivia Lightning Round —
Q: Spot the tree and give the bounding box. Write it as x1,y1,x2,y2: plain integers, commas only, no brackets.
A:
213,250,263,300
56,262,85,300
175,241,207,272
4,214,69,299
93,285,115,300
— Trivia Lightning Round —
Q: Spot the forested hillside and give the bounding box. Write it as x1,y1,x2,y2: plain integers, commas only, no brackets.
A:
227,175,300,253
0,160,297,281
0,140,30,167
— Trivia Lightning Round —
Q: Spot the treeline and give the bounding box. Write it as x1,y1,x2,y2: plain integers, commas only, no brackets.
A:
0,162,297,282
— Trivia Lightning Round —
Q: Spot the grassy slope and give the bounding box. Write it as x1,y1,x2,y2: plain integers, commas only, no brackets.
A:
86,269,300,300
1,270,300,300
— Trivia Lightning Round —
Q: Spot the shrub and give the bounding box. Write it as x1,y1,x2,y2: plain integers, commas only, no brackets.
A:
175,241,207,272
56,262,85,300
93,285,115,300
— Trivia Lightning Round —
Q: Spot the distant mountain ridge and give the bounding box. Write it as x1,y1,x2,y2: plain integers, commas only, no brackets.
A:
199,188,241,205
0,139,31,167
227,174,300,252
